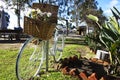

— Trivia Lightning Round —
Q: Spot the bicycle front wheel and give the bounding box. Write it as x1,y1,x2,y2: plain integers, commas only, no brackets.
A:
16,37,44,80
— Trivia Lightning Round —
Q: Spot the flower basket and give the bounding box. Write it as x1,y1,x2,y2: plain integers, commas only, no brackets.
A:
24,16,56,40
24,3,58,40
32,3,58,17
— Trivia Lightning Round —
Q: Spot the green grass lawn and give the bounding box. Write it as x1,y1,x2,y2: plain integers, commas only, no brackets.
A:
0,43,94,80
0,49,18,80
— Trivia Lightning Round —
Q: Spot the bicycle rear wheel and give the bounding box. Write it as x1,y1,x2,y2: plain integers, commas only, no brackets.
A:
16,37,44,80
50,34,65,62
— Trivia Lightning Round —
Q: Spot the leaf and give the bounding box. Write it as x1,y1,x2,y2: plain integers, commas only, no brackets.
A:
113,7,120,18
111,9,120,20
102,27,118,41
87,14,98,22
110,39,120,58
109,17,119,32
107,22,119,33
99,33,113,49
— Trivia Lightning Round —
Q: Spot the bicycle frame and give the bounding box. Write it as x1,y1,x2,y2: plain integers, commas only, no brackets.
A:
49,28,65,62
16,28,65,80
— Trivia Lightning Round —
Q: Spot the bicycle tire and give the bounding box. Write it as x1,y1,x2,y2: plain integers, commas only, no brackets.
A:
50,34,65,62
16,37,44,80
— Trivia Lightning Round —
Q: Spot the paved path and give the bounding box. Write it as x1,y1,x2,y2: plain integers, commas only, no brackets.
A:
0,43,22,50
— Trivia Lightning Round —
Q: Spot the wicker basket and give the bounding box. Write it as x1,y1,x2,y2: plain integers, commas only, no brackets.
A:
24,3,58,40
24,16,57,40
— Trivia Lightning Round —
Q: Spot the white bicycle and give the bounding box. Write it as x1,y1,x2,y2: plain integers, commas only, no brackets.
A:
15,28,65,80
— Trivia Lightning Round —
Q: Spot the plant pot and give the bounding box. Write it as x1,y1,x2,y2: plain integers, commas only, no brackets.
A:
95,50,110,62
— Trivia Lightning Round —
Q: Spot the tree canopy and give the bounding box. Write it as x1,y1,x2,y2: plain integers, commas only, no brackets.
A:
78,0,106,29
4,0,106,29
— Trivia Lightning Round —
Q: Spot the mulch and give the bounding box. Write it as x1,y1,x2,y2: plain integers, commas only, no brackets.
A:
54,55,112,80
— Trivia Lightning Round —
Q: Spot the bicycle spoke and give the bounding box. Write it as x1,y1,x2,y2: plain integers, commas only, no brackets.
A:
16,29,65,79
16,37,44,80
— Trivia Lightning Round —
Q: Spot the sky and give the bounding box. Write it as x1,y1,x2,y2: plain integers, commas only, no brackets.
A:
97,0,120,16
0,0,19,29
0,0,120,29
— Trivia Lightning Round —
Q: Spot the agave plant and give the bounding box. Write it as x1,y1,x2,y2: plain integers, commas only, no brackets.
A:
87,7,120,75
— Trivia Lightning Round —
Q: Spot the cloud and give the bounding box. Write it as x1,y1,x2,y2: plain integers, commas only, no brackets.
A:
0,1,6,8
109,0,118,7
104,9,112,16
104,0,119,16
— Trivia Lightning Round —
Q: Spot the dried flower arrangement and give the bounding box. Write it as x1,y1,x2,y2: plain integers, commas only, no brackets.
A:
27,8,52,21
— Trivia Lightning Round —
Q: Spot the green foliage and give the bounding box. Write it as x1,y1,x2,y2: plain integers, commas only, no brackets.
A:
83,1,107,52
79,0,106,29
87,14,98,22
85,31,105,52
98,8,120,65
87,7,120,75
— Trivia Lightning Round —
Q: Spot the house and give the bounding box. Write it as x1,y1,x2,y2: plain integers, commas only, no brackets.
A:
77,26,94,35
77,26,86,35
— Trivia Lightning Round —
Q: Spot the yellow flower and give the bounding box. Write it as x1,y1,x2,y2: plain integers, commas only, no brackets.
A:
31,9,37,18
31,9,36,12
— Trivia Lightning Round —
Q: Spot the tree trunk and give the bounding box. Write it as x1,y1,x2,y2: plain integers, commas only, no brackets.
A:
17,0,21,27
39,0,40,3
75,4,79,28
66,20,69,36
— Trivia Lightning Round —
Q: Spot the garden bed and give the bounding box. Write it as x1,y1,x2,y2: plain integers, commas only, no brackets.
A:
1,43,120,80
56,55,120,80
